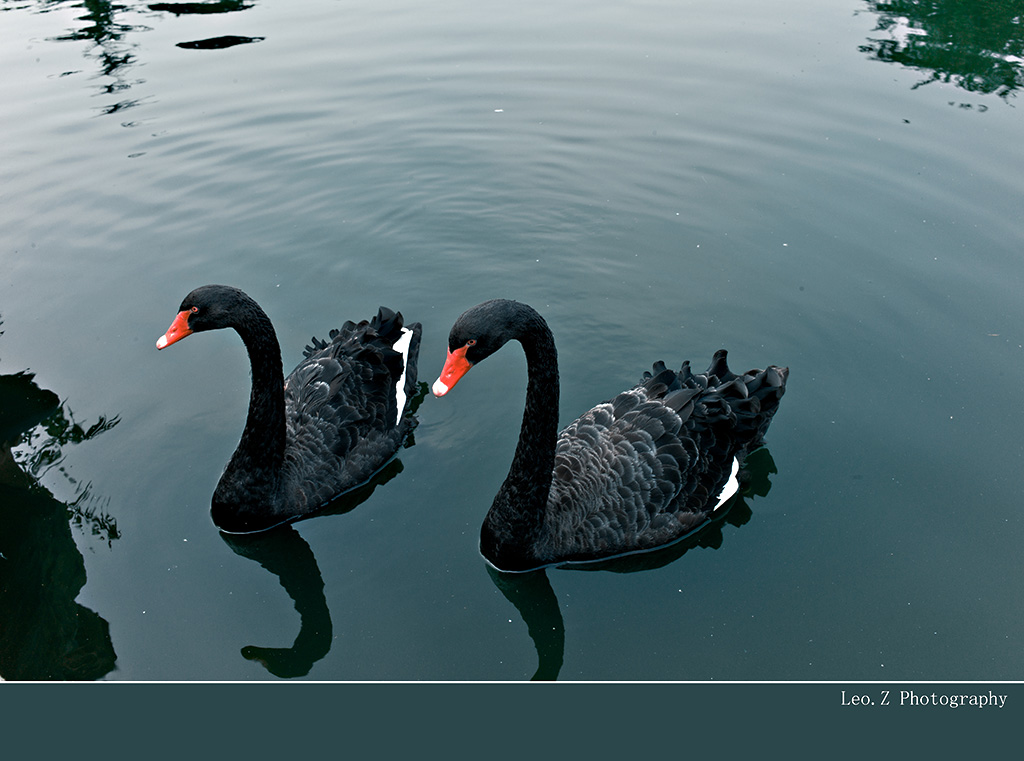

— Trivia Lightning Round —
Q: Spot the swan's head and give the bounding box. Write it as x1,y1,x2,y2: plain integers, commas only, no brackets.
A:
156,284,254,349
432,299,547,396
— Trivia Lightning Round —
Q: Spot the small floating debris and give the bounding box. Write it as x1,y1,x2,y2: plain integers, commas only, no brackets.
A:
150,2,255,14
176,35,265,50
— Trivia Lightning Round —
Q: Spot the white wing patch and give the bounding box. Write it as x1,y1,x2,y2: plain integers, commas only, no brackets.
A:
712,457,740,512
391,327,414,426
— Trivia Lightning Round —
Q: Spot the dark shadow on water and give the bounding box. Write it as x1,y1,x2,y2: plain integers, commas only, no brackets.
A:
486,447,779,681
0,319,120,680
859,0,1024,102
149,1,264,52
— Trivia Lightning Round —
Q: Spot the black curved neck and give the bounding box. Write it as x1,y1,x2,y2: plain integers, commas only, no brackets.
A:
224,301,286,495
483,309,559,567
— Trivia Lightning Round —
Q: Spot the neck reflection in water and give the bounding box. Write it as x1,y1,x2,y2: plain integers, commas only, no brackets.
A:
218,457,408,679
221,525,332,679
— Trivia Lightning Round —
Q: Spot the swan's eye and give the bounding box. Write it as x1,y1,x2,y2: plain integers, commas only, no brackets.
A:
190,306,199,314
465,339,477,347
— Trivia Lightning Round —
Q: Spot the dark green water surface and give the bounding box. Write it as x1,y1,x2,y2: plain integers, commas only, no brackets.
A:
1,0,1023,680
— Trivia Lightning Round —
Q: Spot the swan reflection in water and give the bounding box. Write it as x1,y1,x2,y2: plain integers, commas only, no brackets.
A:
487,447,780,681
218,442,415,678
0,319,120,680
221,524,331,679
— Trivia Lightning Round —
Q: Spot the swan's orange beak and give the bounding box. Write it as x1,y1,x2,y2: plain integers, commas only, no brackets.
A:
156,310,193,350
432,344,472,397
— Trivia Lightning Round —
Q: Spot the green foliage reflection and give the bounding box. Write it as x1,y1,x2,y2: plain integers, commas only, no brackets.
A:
860,0,1024,99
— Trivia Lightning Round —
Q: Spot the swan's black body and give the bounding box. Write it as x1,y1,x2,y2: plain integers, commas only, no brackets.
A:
158,285,421,534
434,299,787,572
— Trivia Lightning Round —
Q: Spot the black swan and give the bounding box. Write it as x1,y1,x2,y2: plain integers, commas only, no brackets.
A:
432,299,788,572
157,285,422,534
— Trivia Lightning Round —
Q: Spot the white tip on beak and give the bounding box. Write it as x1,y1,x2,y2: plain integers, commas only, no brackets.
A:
431,378,449,397
156,334,169,350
